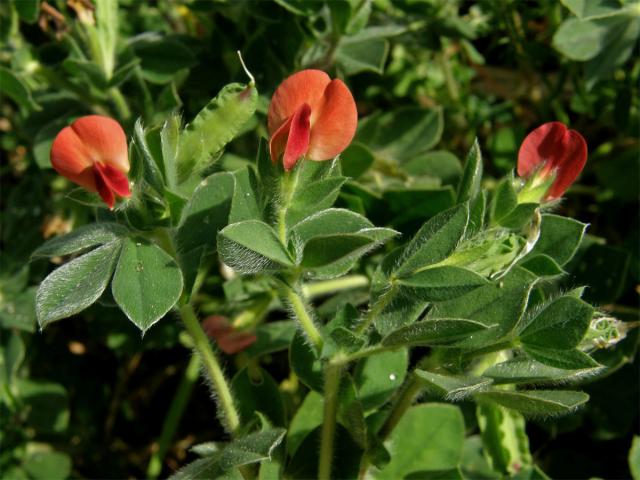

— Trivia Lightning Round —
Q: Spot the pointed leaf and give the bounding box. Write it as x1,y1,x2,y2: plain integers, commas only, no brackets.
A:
32,223,127,258
398,266,489,301
112,239,183,332
36,241,121,328
382,318,490,348
415,370,492,400
474,390,589,416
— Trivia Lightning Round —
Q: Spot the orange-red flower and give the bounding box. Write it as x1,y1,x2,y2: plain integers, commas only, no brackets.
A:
202,315,257,355
268,69,358,171
517,121,587,200
50,115,131,209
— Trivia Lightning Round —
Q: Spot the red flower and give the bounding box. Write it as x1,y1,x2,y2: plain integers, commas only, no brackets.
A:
50,115,131,209
268,69,358,171
517,121,587,200
202,315,257,355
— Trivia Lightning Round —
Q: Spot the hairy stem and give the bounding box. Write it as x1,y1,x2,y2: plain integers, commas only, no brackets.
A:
146,354,201,478
379,373,422,439
318,362,343,480
355,284,397,335
303,274,370,299
282,282,324,351
179,303,240,436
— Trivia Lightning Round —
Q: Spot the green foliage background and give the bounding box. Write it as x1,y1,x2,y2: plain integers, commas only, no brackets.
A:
1,0,638,478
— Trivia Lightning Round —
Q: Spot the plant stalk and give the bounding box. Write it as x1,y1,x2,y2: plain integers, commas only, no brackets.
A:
179,302,240,436
318,362,343,480
146,354,201,478
303,274,369,299
282,283,324,351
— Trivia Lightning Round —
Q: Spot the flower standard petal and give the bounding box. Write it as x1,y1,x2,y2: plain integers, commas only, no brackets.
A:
50,126,97,192
267,69,331,135
306,79,358,161
50,115,131,208
517,121,587,200
70,115,129,173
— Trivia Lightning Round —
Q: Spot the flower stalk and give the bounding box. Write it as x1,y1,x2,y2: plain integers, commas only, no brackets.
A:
179,302,240,436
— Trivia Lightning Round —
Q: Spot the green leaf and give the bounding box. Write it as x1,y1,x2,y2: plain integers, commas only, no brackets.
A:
36,241,122,328
519,296,594,349
169,459,242,480
490,177,518,224
394,203,469,277
176,173,234,246
354,349,408,411
338,373,368,449
229,167,262,223
523,345,600,370
286,177,347,227
232,367,285,426
560,0,623,19
218,221,293,274
398,266,489,301
526,214,587,266
32,223,127,258
160,114,181,189
341,142,375,178
0,66,39,111
457,139,483,202
300,234,377,268
17,380,69,433
357,107,443,161
13,0,41,23
383,187,456,227
291,208,373,243
109,58,140,87
382,318,490,348
170,429,285,479
376,404,465,479
132,34,196,84
403,150,462,186
63,58,108,89
474,390,589,416
429,267,537,348
499,203,538,230
219,428,286,470
111,239,183,332
415,370,492,400
484,357,599,384
22,451,72,480
519,254,565,277
289,331,323,391
133,119,165,194
336,36,389,75
553,18,608,60
287,391,324,457
1,331,25,384
177,83,258,183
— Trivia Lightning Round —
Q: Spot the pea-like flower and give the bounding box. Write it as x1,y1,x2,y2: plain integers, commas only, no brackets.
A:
517,121,587,200
50,115,131,209
268,69,358,171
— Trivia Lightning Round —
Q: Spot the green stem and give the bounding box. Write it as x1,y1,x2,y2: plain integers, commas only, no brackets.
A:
355,284,397,335
379,373,422,440
282,283,324,351
318,362,343,480
108,87,131,120
438,51,460,102
179,303,240,436
276,168,301,245
303,274,370,299
146,354,201,478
